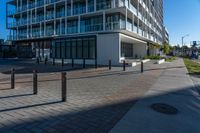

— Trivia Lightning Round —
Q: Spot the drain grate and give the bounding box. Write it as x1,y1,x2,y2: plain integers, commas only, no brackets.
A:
151,103,178,115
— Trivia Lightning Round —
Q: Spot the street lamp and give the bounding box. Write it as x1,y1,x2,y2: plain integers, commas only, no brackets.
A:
181,34,189,47
181,34,189,56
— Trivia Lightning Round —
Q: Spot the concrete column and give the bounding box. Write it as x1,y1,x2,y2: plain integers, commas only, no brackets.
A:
27,0,29,38
54,20,56,35
54,3,56,35
132,13,134,32
17,0,19,12
65,0,67,17
137,0,139,34
78,15,80,33
44,3,46,36
125,7,127,30
65,17,67,34
86,0,88,13
94,0,96,11
65,0,67,34
60,19,62,35
17,27,19,40
40,22,42,37
30,10,32,38
71,0,73,16
20,0,22,11
103,11,105,31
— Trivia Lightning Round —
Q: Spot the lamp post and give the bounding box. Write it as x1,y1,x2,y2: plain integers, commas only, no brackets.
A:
181,34,189,56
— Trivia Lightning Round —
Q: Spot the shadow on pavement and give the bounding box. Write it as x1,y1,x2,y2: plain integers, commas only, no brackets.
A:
0,86,199,133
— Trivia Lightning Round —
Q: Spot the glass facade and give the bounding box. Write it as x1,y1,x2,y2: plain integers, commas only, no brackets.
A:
81,15,103,32
52,36,96,59
7,0,164,44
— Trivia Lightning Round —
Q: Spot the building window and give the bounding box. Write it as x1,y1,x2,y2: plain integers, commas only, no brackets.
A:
88,0,94,12
96,0,112,10
71,39,76,58
81,15,103,32
52,36,96,60
65,40,71,58
77,39,83,59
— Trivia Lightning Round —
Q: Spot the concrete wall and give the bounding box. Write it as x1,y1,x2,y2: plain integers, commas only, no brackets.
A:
133,43,147,59
97,33,120,65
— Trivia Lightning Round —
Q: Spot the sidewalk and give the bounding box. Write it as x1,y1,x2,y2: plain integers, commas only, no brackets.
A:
110,58,200,133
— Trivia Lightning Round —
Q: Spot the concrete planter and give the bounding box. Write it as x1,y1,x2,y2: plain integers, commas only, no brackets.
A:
157,59,165,64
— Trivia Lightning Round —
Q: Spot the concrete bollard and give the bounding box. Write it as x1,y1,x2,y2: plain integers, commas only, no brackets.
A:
11,68,15,89
33,70,38,95
141,61,144,73
83,59,86,68
123,60,126,71
109,60,112,70
61,72,67,102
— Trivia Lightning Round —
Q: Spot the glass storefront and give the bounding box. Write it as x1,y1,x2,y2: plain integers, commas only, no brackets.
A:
121,42,133,58
52,36,96,59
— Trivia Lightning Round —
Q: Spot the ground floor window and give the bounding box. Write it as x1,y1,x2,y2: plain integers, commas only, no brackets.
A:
52,36,96,59
121,43,133,58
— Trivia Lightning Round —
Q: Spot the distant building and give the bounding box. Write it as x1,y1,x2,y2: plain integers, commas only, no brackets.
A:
0,39,4,45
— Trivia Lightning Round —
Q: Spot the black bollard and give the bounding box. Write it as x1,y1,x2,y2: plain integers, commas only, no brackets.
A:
53,58,55,66
141,61,144,73
95,60,97,69
61,72,67,102
62,58,64,67
123,60,126,71
11,68,15,89
33,70,38,94
72,59,74,68
83,59,86,68
45,56,48,65
36,57,39,64
109,60,112,70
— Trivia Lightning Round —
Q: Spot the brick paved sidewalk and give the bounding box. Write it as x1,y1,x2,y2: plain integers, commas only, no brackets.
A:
0,61,165,133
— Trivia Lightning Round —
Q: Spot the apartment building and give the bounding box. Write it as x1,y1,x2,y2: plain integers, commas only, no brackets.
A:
6,0,164,65
163,26,169,44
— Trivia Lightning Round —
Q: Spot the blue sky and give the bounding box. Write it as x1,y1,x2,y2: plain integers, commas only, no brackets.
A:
0,0,200,46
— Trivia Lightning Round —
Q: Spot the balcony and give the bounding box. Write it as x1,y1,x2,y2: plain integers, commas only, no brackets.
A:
8,22,17,28
7,35,17,41
46,14,54,20
7,10,16,16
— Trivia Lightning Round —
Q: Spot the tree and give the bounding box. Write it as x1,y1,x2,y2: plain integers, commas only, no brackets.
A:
163,43,170,55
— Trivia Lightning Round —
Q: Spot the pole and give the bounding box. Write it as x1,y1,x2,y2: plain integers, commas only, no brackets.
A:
109,60,111,70
11,68,15,89
72,59,74,67
123,60,126,71
62,58,64,67
33,70,38,94
61,72,67,102
53,58,55,65
141,61,144,73
83,59,86,68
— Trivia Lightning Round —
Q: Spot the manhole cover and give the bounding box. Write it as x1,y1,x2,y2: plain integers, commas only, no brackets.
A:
151,103,178,115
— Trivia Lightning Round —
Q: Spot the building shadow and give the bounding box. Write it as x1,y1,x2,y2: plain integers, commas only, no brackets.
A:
0,85,199,133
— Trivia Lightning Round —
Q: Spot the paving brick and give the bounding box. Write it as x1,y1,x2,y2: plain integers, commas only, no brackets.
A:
0,59,163,133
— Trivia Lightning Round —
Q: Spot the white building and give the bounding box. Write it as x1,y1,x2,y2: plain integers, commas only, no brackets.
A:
6,0,165,65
